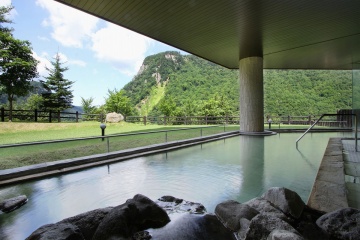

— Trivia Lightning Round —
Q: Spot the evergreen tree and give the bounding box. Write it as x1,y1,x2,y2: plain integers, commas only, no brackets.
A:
42,54,74,111
0,5,39,120
0,5,13,33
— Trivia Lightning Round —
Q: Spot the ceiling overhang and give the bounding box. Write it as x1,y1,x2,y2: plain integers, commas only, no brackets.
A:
55,0,360,70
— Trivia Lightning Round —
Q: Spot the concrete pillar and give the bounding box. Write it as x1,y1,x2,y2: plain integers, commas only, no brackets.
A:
239,56,264,132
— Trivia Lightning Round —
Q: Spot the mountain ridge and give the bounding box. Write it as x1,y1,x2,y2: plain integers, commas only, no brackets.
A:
122,51,352,117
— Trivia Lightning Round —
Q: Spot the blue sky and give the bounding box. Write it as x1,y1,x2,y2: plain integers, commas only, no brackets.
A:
2,0,184,106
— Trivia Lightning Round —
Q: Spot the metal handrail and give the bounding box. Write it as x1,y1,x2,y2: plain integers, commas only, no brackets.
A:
296,113,357,151
0,124,225,149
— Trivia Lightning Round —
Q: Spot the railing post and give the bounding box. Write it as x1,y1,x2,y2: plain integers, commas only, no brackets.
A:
143,116,147,126
165,131,168,142
164,116,167,125
308,115,311,125
288,115,291,125
76,111,79,122
1,107,4,122
205,116,208,125
49,110,52,123
35,109,38,122
57,110,61,122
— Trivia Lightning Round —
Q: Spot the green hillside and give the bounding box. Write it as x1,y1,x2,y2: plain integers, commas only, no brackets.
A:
0,81,48,105
122,51,352,117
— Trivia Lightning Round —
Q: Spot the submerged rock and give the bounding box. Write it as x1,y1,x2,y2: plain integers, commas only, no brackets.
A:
156,195,206,214
0,195,28,213
316,207,360,239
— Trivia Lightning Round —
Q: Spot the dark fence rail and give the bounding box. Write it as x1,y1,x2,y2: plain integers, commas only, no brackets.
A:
125,115,240,125
0,107,353,127
0,108,104,123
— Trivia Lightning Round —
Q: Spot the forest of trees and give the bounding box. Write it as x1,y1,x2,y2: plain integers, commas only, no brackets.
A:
121,51,352,118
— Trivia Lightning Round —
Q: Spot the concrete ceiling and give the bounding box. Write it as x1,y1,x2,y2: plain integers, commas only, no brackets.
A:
55,0,360,70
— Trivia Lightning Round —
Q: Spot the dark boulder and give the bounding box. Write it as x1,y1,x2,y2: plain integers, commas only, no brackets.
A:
244,197,293,224
60,207,113,240
92,194,170,240
215,200,258,231
26,207,112,240
26,222,84,240
262,187,305,219
0,195,28,213
316,207,360,240
244,213,300,240
27,194,169,240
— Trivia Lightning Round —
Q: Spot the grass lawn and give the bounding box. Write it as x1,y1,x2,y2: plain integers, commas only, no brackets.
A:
0,121,197,145
0,121,239,169
0,121,334,170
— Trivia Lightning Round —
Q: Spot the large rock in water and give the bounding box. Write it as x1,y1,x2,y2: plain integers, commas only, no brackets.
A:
27,194,169,240
262,187,305,219
244,214,300,240
105,112,124,123
215,200,259,231
26,207,113,240
316,207,360,239
244,197,293,224
26,223,85,240
92,194,170,239
0,195,28,213
59,207,113,240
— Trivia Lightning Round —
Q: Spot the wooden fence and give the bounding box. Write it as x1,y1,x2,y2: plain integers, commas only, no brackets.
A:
0,107,353,127
0,108,104,123
125,115,239,125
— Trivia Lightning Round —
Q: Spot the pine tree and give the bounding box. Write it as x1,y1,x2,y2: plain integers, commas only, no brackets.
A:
42,54,74,111
0,5,39,120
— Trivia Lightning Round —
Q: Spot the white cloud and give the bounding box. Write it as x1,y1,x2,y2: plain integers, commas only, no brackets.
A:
32,51,51,77
35,0,153,75
37,36,49,41
55,52,86,67
91,23,153,75
69,59,86,67
0,0,11,6
36,0,98,48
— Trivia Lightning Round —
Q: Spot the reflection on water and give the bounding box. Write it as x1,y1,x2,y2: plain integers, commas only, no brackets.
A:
0,132,352,240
